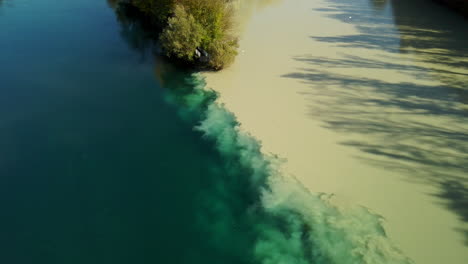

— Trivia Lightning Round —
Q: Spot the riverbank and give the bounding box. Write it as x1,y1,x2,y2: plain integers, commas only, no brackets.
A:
116,0,238,70
205,0,468,263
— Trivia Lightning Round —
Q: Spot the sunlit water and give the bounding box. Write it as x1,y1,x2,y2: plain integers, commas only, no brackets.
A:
0,0,466,264
205,0,467,263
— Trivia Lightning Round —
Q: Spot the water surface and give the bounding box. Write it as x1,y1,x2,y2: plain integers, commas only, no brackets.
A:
205,0,468,263
0,1,254,263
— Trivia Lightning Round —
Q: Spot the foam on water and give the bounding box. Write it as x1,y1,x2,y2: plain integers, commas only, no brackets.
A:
165,73,414,264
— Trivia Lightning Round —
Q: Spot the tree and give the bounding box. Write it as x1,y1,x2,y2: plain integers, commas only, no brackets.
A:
130,0,239,69
131,0,175,25
160,5,206,62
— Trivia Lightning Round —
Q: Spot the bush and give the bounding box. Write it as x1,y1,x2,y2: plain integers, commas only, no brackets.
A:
177,0,229,45
160,5,205,62
131,0,175,25
178,0,238,69
206,36,238,70
131,0,239,69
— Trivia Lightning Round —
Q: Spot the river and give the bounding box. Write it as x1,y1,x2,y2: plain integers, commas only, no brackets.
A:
206,0,468,263
0,0,467,264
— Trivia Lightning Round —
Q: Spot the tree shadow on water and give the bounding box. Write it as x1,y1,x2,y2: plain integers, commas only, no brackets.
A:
284,65,468,245
311,0,468,69
107,1,161,61
284,64,468,245
436,181,468,246
285,0,468,246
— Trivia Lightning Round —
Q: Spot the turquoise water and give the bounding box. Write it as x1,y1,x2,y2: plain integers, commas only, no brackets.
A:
0,1,246,263
0,1,419,263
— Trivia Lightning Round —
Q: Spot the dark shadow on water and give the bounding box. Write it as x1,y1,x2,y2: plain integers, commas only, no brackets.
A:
369,0,389,10
285,0,468,246
436,181,468,245
110,1,161,61
284,67,468,244
311,0,468,69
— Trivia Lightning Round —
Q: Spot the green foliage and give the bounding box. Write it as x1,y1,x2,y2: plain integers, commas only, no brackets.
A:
160,5,205,62
178,0,228,46
206,36,238,70
177,0,238,69
131,0,174,25
131,0,239,69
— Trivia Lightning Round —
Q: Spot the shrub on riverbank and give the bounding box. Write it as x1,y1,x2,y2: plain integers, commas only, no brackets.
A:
131,0,175,25
128,0,238,70
160,5,205,62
